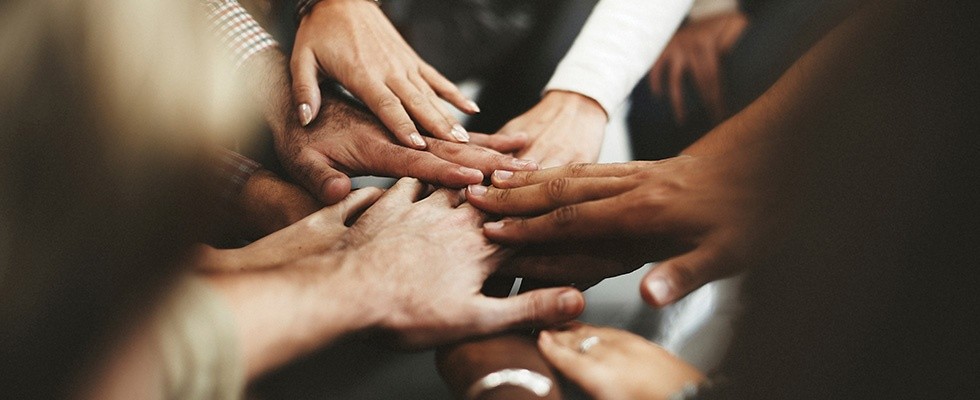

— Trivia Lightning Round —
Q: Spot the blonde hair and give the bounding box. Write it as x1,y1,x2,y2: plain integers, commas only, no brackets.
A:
0,0,257,396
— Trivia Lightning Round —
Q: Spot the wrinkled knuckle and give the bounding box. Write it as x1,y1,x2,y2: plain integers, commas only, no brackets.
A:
551,205,577,227
408,93,427,108
566,163,590,177
523,293,544,324
376,95,401,110
546,178,568,202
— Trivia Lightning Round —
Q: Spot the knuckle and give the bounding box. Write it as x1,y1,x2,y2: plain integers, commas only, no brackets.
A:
376,95,402,110
546,178,569,202
492,187,511,203
550,205,577,227
408,93,427,108
566,163,590,177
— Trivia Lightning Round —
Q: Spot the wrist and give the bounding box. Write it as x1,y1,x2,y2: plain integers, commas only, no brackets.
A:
541,90,609,122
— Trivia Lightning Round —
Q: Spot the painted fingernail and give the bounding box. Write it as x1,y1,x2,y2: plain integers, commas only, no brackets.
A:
484,221,504,230
459,166,484,181
466,100,481,113
511,159,538,170
493,170,514,181
558,290,582,315
298,103,313,126
467,184,487,196
451,124,470,142
645,277,672,306
409,133,426,148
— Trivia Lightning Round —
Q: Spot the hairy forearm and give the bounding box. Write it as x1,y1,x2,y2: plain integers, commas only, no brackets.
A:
239,48,294,136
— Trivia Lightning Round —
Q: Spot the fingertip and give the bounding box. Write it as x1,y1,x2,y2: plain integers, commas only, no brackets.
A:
409,133,427,149
557,288,585,317
455,166,484,184
298,103,313,126
320,176,353,205
641,273,676,308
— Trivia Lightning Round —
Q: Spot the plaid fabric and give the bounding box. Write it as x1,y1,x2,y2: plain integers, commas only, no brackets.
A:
201,0,279,68
213,148,262,204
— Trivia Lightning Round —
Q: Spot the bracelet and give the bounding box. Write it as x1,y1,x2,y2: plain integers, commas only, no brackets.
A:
465,368,553,400
296,0,381,21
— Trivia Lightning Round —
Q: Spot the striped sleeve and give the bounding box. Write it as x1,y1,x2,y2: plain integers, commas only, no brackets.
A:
200,0,279,68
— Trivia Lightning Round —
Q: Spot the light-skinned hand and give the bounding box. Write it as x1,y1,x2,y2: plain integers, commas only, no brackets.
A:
291,0,478,147
538,322,704,400
495,90,608,169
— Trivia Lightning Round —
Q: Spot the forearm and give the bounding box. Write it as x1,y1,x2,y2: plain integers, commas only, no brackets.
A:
438,334,562,400
204,255,378,380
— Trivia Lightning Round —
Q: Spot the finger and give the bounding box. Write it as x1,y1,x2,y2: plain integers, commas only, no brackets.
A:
424,137,538,176
469,132,528,154
641,246,728,308
374,177,426,206
289,151,353,205
481,195,631,244
491,162,646,189
690,50,727,122
419,187,466,208
466,176,633,216
420,63,479,114
291,51,322,126
371,141,486,186
669,57,688,125
470,288,585,335
334,187,384,222
410,73,471,143
388,77,465,143
359,81,426,149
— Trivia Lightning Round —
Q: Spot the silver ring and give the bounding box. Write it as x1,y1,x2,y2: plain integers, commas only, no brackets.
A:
578,336,600,354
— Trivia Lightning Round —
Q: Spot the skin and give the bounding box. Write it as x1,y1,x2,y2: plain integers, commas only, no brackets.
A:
465,0,918,308
437,335,563,400
231,168,322,238
467,149,781,307
538,322,704,400
203,178,587,379
496,90,609,169
241,48,537,205
291,0,478,146
650,11,749,124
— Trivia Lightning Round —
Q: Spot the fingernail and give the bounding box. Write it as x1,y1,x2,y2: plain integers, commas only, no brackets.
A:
298,103,313,126
484,221,504,230
409,133,426,148
558,290,582,315
511,159,538,170
493,170,513,181
458,166,484,181
646,277,672,306
467,184,487,196
451,124,470,142
466,100,481,113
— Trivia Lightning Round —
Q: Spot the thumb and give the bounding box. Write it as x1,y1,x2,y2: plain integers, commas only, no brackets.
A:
641,248,722,308
291,51,322,126
472,288,584,334
289,152,352,205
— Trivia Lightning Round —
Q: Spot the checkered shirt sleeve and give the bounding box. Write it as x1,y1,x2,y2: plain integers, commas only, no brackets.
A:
213,148,262,204
200,0,279,68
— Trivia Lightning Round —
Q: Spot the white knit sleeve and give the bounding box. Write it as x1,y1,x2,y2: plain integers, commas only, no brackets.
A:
544,0,693,115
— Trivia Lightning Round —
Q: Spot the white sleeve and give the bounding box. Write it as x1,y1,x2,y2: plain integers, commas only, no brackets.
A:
688,0,739,20
544,0,693,115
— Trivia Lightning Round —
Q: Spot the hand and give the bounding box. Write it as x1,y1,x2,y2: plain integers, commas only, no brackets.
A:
437,334,563,400
496,91,608,169
538,322,704,400
649,11,748,124
466,150,778,307
336,178,586,348
276,91,537,204
194,187,382,272
235,169,323,238
292,0,478,147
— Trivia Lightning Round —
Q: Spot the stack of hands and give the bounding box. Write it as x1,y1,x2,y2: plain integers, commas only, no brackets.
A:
206,1,765,398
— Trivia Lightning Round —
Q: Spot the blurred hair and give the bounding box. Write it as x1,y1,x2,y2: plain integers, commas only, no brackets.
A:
0,0,254,397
